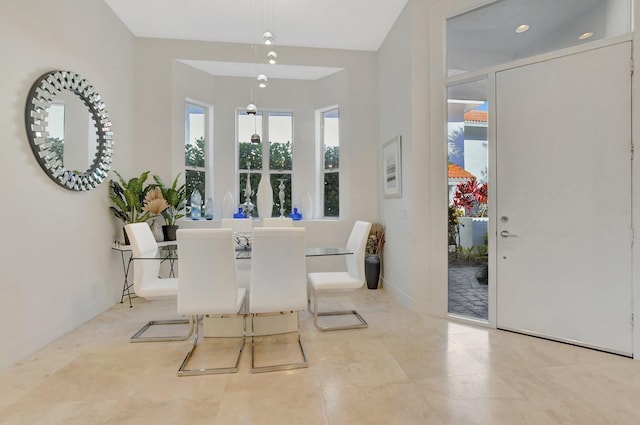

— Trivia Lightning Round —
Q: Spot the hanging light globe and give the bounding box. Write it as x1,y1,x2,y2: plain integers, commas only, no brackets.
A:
257,74,268,88
262,31,273,45
267,51,278,65
246,103,257,115
251,133,261,143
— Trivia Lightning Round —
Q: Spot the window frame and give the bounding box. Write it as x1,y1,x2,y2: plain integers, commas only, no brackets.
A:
318,105,340,219
184,100,213,215
236,107,294,218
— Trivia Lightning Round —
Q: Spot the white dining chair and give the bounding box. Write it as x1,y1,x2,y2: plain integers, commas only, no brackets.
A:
262,217,293,227
249,227,308,373
307,220,372,331
125,223,193,342
220,217,253,233
176,228,246,376
220,218,252,288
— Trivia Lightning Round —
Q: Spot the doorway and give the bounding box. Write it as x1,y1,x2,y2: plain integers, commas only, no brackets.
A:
447,79,489,320
495,42,633,355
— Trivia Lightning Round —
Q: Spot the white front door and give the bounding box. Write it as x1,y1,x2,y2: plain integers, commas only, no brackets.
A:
496,42,633,355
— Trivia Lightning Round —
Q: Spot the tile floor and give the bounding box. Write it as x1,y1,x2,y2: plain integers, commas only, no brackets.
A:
448,265,488,320
2,289,640,424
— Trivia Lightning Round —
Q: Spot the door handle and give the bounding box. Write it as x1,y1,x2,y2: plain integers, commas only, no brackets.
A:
500,230,518,238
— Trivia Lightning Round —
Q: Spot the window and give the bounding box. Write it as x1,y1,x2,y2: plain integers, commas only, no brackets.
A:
185,102,208,217
321,108,339,217
237,109,293,217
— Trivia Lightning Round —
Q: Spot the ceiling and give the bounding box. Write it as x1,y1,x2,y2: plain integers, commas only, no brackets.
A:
104,0,626,83
447,0,612,76
104,0,409,79
103,0,409,51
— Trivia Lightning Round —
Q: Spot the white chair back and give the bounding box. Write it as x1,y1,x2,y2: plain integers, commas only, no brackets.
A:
220,218,252,288
250,227,307,313
220,218,253,233
177,228,240,315
125,223,162,296
262,217,293,227
345,221,372,286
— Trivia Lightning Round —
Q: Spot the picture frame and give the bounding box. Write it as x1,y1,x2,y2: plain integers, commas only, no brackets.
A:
382,136,402,198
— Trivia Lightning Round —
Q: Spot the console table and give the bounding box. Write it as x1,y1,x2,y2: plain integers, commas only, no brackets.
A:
111,241,177,308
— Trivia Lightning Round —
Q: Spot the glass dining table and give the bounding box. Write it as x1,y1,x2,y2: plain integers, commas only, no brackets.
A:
112,239,352,307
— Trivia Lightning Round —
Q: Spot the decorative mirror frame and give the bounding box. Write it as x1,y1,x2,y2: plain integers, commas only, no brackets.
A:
25,70,113,191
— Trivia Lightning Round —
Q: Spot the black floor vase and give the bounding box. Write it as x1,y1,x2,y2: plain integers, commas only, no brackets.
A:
365,254,381,289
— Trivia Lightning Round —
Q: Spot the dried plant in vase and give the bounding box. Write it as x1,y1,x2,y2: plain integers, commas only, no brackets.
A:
142,187,169,242
365,222,385,289
142,187,169,216
366,222,386,255
152,173,187,227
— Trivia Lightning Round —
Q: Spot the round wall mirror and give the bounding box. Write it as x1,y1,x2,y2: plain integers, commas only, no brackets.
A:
25,70,113,191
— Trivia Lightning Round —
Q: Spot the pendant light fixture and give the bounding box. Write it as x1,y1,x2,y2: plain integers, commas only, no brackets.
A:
257,74,268,88
267,50,278,65
247,102,260,144
262,31,274,45
246,0,275,145
246,0,260,143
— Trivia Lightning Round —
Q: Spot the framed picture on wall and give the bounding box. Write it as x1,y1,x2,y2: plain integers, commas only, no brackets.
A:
382,136,402,198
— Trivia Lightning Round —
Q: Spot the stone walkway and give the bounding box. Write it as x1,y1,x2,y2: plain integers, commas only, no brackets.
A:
448,265,488,320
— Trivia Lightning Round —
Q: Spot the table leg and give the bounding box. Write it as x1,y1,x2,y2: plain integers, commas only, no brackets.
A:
119,251,135,308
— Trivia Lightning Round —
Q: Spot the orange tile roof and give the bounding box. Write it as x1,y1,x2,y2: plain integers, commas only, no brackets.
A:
448,164,475,179
464,110,487,123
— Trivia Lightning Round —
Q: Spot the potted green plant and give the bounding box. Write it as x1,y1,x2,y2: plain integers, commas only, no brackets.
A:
153,173,187,241
109,171,152,244
365,222,385,289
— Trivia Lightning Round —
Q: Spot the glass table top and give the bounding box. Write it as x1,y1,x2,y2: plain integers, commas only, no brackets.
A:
130,245,351,260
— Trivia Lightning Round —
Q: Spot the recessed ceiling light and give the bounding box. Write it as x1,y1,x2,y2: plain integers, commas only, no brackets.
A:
579,32,594,40
515,24,530,34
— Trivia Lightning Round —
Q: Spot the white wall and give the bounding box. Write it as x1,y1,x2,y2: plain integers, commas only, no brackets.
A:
134,38,379,248
630,0,640,359
378,0,431,314
0,0,135,371
0,3,380,370
378,6,414,306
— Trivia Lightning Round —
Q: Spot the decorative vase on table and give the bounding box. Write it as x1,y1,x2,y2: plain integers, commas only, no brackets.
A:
222,191,234,218
365,254,381,290
257,176,273,218
150,219,164,242
204,197,214,220
302,192,313,219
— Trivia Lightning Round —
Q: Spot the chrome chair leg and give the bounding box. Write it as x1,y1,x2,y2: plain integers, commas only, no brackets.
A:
177,314,246,376
308,287,368,332
250,312,308,373
130,317,195,342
